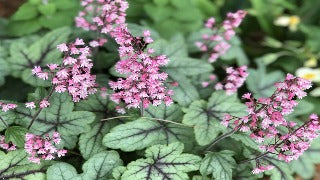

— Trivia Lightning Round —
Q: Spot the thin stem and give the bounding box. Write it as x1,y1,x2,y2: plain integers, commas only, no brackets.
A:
101,116,192,127
27,86,56,130
0,116,8,128
239,120,313,164
240,152,270,164
140,102,144,117
204,126,241,152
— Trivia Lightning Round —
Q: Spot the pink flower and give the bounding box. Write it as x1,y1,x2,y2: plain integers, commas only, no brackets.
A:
40,100,50,108
0,135,16,151
25,102,36,109
1,103,17,112
57,43,68,52
215,65,248,95
196,10,246,63
24,132,67,164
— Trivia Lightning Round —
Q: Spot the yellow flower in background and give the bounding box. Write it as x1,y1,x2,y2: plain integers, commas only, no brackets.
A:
296,67,320,82
274,15,300,31
304,57,318,68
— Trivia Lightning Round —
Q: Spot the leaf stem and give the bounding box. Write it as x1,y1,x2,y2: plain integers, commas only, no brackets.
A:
27,86,56,130
101,116,192,127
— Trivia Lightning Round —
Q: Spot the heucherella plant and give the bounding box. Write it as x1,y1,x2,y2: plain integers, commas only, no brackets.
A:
0,0,320,179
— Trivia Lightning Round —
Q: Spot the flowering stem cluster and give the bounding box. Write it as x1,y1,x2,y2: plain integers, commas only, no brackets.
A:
109,27,173,111
75,0,128,47
206,74,319,173
196,10,247,63
25,132,67,164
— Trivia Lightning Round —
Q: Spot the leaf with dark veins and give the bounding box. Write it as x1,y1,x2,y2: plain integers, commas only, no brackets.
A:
75,93,119,159
46,151,123,180
7,27,71,87
15,92,95,149
0,150,49,180
200,150,236,180
183,91,247,146
103,104,194,152
263,156,293,180
121,142,201,180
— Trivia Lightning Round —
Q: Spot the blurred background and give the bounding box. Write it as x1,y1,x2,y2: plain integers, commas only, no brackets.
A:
0,0,319,179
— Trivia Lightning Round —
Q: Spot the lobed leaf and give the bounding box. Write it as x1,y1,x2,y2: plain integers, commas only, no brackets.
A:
121,142,202,180
103,104,194,152
47,151,122,180
183,91,247,145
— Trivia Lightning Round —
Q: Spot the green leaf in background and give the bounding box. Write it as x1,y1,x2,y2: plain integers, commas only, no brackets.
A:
10,3,38,21
121,142,201,179
75,93,118,160
150,35,213,106
246,63,284,98
7,19,42,36
221,36,249,66
47,151,123,180
103,104,194,151
7,27,71,86
0,150,49,180
38,3,56,16
183,91,247,146
200,150,236,180
0,46,9,86
4,126,28,148
15,92,95,149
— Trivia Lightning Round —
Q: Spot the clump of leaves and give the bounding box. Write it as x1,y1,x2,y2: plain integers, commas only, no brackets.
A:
7,0,80,36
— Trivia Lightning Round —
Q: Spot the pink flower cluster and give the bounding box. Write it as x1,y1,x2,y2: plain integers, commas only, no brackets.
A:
252,165,274,174
0,102,17,112
0,135,16,151
109,27,173,109
222,74,317,173
75,0,128,47
215,65,248,95
25,132,67,164
32,39,97,102
196,10,247,63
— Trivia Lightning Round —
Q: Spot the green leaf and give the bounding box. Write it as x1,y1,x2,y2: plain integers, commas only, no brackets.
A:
5,126,28,148
75,93,118,159
0,47,9,86
47,151,123,180
38,10,78,29
52,0,79,10
221,36,249,66
0,150,48,179
112,166,126,180
0,109,17,132
103,104,194,152
230,133,260,151
263,156,294,180
246,63,284,98
38,3,56,16
183,91,247,145
200,150,236,180
164,57,213,76
121,142,201,179
166,70,200,107
15,92,95,149
8,27,71,86
7,19,42,36
11,3,38,21
150,35,212,106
